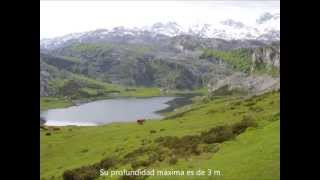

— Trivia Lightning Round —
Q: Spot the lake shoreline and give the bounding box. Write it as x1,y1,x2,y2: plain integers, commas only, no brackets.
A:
155,93,201,114
41,96,182,127
41,91,204,126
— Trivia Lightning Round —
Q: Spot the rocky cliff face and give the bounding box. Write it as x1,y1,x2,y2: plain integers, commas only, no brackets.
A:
208,72,279,95
207,43,280,95
250,43,280,72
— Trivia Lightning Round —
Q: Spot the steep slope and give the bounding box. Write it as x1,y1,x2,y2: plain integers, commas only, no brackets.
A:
202,43,280,94
251,42,280,73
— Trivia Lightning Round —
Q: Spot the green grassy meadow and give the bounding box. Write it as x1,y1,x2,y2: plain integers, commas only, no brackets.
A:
40,97,73,111
40,91,279,180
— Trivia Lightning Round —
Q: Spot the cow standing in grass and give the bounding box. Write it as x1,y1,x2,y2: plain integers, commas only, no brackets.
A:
137,119,145,125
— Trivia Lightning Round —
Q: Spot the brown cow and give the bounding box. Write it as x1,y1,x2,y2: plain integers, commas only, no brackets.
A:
137,119,146,125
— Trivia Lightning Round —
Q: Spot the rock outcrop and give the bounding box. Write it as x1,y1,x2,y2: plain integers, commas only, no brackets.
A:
208,72,280,95
250,43,280,72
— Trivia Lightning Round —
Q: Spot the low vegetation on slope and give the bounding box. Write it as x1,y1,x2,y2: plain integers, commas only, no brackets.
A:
40,97,72,111
200,48,252,73
40,91,279,180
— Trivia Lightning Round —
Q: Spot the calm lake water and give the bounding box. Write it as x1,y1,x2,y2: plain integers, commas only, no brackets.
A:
41,97,176,126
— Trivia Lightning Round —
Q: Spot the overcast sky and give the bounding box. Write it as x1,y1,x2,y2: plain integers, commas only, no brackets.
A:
40,1,280,39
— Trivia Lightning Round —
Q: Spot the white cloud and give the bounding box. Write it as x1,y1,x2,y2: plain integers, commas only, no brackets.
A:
40,1,279,39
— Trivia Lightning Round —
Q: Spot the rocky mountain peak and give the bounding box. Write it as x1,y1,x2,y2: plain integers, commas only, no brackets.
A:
220,19,246,29
256,12,280,24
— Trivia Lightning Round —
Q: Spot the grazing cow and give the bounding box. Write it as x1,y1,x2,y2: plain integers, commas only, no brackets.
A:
137,119,146,125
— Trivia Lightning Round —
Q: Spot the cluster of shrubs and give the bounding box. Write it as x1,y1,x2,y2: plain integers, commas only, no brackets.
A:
63,147,167,179
201,126,234,144
125,88,137,91
268,112,280,122
140,139,152,146
122,146,168,169
150,130,157,134
231,116,257,135
63,165,99,180
206,109,218,114
155,116,258,157
58,79,116,99
62,116,257,180
59,80,84,97
118,173,149,180
231,101,242,106
80,149,89,153
41,126,60,131
169,156,178,165
63,156,118,180
123,147,155,162
42,126,62,136
155,135,202,156
249,106,264,112
244,101,256,107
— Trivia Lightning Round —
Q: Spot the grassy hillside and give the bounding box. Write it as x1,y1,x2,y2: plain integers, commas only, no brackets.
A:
40,97,73,111
40,91,279,180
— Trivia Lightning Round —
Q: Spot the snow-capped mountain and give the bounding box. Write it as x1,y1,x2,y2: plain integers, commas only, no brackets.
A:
220,19,246,29
256,12,280,24
144,22,184,37
185,12,279,41
41,12,279,49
